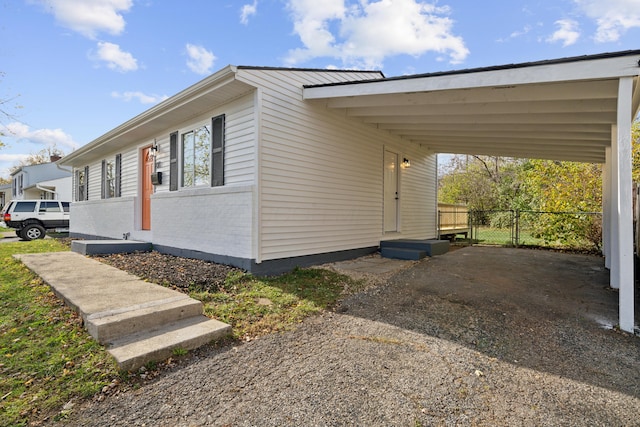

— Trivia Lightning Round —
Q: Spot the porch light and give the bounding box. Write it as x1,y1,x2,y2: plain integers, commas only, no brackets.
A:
402,158,411,168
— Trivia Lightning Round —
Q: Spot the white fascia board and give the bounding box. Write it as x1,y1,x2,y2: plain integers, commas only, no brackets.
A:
61,65,240,166
304,55,640,100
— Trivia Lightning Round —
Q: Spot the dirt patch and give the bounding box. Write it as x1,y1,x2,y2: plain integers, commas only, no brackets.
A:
57,246,640,426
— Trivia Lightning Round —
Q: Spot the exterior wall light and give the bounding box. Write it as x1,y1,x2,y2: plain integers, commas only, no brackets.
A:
402,158,411,168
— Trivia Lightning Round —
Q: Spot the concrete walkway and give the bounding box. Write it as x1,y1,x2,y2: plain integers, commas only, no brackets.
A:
14,251,231,371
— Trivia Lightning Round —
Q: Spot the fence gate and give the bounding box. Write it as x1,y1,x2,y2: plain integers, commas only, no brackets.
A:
469,210,515,246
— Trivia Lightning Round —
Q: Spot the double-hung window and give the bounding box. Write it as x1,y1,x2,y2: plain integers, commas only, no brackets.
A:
182,125,211,187
171,114,225,191
101,154,122,198
76,166,89,201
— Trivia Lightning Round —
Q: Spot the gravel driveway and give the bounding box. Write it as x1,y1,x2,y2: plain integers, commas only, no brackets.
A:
59,247,640,426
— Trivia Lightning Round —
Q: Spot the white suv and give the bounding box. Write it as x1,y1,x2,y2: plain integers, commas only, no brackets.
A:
2,200,70,240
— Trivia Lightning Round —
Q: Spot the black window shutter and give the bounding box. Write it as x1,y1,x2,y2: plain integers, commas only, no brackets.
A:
84,166,89,200
115,154,122,197
211,114,225,187
169,131,178,191
101,160,106,199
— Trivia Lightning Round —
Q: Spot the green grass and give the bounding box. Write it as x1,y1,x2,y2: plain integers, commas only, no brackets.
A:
195,268,365,340
471,227,546,246
471,227,597,251
0,238,366,425
0,239,120,427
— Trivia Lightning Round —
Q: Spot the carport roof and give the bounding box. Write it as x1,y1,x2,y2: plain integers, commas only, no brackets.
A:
303,50,640,163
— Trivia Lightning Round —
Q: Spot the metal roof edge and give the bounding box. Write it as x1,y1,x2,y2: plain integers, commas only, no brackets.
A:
303,49,640,89
237,65,384,77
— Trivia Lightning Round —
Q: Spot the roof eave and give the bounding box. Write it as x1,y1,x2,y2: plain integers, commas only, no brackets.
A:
61,65,243,166
304,50,640,99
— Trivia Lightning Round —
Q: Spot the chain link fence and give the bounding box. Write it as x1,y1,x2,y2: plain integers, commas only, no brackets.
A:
438,209,602,253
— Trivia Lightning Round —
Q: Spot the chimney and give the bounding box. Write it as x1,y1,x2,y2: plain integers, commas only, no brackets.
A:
50,155,62,163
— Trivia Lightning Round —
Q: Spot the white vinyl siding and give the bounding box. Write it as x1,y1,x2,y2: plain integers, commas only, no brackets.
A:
238,69,437,261
150,93,255,193
398,149,438,238
120,150,138,198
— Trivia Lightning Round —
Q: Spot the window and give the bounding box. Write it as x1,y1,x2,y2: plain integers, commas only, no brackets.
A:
172,114,225,190
101,154,121,198
76,166,88,201
61,202,70,213
14,201,37,213
39,201,61,213
13,174,23,197
182,125,211,187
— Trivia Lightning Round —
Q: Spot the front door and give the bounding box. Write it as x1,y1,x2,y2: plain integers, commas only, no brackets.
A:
384,150,399,233
141,146,154,230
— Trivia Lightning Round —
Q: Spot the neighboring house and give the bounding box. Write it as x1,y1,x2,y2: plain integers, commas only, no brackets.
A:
60,51,640,333
59,66,438,274
11,160,72,201
0,183,10,211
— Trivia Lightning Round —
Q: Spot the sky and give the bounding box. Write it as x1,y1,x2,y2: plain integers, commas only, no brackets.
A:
1,0,639,179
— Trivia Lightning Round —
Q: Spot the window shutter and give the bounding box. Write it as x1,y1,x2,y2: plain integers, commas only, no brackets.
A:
101,160,106,199
115,154,122,197
84,166,89,200
211,114,225,187
169,131,178,191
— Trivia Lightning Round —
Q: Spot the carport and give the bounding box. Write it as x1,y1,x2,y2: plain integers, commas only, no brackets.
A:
304,50,640,333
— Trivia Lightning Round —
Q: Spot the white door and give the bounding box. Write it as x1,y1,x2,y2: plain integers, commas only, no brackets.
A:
384,150,399,232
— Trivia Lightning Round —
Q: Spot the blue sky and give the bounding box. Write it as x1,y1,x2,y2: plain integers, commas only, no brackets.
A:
1,0,639,178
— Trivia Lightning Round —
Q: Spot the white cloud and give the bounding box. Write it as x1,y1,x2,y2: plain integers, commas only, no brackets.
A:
573,0,640,42
93,41,138,72
0,154,30,178
1,122,79,150
0,153,30,163
509,25,533,39
185,44,216,75
32,0,133,39
111,91,168,104
285,0,469,69
241,1,258,25
547,19,580,46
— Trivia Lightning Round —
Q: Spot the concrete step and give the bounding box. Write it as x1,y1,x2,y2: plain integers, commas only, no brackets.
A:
85,296,204,345
381,247,427,260
72,240,152,256
108,316,232,371
380,239,450,256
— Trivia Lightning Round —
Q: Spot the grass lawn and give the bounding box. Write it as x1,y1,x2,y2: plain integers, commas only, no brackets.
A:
0,238,365,426
195,268,364,340
0,239,120,426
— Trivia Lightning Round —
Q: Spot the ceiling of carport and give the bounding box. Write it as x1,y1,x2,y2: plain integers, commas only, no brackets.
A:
303,51,640,164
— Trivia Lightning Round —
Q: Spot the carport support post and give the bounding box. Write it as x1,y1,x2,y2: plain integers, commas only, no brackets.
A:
612,77,635,333
603,146,611,270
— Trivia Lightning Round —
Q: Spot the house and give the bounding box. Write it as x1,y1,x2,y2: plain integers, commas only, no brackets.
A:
10,159,73,201
60,51,640,332
59,66,438,274
0,183,10,210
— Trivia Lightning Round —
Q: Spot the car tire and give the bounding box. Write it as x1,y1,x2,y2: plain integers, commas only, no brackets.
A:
15,229,23,237
22,224,46,241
